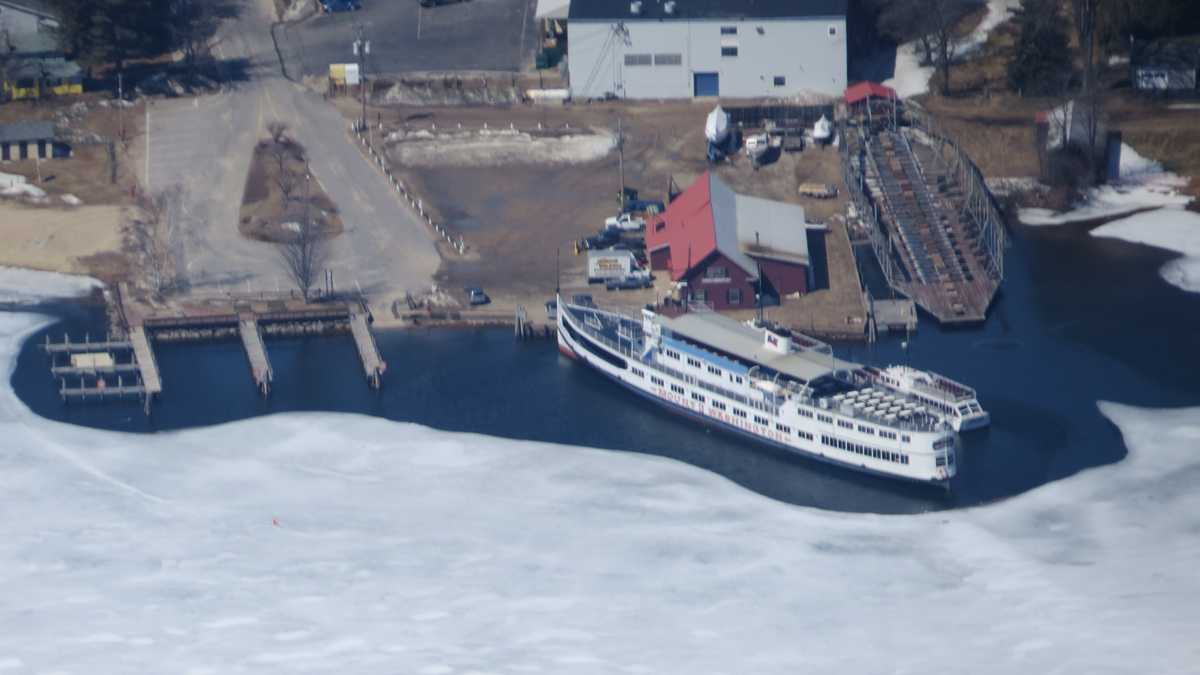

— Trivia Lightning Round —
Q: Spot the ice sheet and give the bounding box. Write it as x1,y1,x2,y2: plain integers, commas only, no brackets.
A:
1091,208,1200,293
0,270,1197,673
0,266,100,305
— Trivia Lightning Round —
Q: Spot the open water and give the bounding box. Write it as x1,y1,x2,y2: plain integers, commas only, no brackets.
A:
10,222,1200,513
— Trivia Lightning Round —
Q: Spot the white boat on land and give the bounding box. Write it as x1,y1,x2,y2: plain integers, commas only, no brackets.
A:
813,115,833,143
862,365,990,432
705,106,730,144
557,298,962,485
744,133,769,160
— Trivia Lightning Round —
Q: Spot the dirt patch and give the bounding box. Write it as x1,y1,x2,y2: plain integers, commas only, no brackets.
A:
384,127,615,167
0,202,125,276
238,138,344,244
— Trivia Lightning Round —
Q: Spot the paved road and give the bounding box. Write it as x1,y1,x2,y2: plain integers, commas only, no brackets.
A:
276,0,537,78
144,0,439,300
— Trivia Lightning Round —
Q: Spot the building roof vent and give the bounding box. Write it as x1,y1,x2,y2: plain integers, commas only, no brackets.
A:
664,0,675,14
630,0,641,14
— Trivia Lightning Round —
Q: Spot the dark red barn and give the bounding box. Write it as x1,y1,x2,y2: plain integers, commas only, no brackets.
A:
646,172,821,310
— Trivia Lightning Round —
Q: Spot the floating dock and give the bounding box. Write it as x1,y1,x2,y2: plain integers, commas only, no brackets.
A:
43,296,386,413
238,316,273,396
349,309,385,389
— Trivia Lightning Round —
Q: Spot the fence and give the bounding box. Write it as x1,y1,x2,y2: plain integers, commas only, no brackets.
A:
350,121,467,256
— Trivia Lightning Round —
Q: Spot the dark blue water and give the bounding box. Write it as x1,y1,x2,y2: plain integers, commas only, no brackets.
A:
11,222,1200,513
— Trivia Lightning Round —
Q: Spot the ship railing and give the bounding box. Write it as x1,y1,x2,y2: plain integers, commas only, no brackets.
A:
652,360,780,416
907,377,976,402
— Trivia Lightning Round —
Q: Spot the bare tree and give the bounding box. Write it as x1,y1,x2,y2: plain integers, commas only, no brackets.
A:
276,165,301,205
277,172,326,302
277,217,327,302
126,185,185,294
876,0,979,96
168,0,240,82
267,120,289,145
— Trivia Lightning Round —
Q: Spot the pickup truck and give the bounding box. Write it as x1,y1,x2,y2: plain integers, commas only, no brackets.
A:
604,213,645,231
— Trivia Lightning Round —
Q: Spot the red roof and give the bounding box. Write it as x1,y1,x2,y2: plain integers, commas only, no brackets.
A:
844,81,897,105
646,172,719,281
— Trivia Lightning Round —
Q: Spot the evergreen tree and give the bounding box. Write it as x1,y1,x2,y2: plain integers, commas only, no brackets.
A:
1007,0,1073,96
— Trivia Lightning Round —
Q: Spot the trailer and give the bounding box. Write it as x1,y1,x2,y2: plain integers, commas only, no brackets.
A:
587,249,638,283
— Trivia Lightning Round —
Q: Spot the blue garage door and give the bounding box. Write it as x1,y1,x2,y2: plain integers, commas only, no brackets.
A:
693,72,719,97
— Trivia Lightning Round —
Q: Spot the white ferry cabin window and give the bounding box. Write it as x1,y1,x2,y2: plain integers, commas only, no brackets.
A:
692,392,705,402
686,357,701,368
936,455,946,467
707,365,721,375
754,415,768,426
775,423,790,433
799,409,813,418
671,384,684,394
733,408,747,418
901,435,910,443
713,400,726,410
817,414,832,424
837,420,853,429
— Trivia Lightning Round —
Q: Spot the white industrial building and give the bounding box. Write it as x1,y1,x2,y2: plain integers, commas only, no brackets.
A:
566,0,847,100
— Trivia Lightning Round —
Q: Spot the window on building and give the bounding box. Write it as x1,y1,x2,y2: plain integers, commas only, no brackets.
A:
773,76,786,87
721,46,738,57
624,53,652,66
654,53,682,66
720,26,737,35
706,266,728,279
727,288,742,305
693,289,708,303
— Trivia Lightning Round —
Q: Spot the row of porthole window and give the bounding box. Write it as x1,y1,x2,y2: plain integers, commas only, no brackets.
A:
820,435,910,465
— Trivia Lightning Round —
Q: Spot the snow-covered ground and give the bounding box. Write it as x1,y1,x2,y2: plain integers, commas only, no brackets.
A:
886,0,1021,98
1,270,1198,673
385,128,615,167
1019,143,1193,226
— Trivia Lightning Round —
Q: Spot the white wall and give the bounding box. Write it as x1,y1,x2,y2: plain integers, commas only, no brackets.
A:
0,4,56,38
568,16,847,100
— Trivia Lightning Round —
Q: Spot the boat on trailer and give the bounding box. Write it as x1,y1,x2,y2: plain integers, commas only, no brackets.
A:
557,297,963,485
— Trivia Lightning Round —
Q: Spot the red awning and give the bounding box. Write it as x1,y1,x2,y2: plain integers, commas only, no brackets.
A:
844,81,897,105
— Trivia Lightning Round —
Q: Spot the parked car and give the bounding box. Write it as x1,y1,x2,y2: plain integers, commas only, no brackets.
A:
605,274,653,291
581,228,621,250
621,199,665,216
419,0,469,7
320,0,362,11
465,286,490,306
604,213,645,232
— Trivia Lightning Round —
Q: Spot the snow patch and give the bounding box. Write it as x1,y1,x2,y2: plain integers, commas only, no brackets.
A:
385,128,615,167
0,266,100,305
1091,208,1200,293
0,270,1196,673
60,193,82,206
885,0,1019,98
1,182,46,200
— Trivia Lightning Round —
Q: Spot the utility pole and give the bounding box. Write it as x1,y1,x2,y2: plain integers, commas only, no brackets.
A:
352,26,370,133
616,116,624,210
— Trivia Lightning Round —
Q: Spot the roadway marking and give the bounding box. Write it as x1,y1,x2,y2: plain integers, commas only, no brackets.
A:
416,6,422,40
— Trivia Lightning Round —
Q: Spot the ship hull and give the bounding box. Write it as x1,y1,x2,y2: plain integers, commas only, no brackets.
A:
557,306,951,486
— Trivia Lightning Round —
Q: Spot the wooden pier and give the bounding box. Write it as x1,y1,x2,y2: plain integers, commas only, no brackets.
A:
238,316,273,396
349,309,385,389
42,296,388,413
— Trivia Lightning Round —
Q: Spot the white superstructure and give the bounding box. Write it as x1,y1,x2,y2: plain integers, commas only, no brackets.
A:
557,298,960,485
864,365,990,432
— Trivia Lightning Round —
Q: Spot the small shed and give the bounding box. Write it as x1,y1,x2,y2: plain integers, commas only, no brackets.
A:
844,81,898,127
0,120,70,161
1132,36,1200,94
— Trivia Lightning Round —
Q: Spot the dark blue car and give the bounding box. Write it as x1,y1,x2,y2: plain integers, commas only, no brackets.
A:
320,0,362,12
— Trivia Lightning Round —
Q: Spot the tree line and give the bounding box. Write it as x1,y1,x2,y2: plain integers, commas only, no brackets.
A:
45,0,238,79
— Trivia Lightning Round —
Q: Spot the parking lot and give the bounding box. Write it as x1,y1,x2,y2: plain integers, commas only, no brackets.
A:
277,0,538,78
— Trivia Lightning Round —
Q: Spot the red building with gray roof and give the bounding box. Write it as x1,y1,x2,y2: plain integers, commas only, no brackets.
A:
646,172,824,310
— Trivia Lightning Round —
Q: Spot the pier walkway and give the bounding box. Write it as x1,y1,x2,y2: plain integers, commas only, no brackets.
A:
238,316,273,396
129,327,163,396
349,310,385,389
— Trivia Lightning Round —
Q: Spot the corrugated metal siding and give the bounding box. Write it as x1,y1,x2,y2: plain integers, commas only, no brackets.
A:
568,17,847,100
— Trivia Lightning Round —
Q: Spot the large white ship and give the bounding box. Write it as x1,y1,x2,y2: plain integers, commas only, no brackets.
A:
862,365,990,432
557,297,961,485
